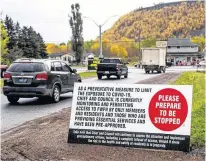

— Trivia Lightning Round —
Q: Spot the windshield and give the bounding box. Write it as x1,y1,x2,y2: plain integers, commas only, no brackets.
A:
7,62,45,72
102,59,121,63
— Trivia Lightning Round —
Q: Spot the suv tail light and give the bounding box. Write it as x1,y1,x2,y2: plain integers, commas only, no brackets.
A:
35,73,48,80
3,73,11,80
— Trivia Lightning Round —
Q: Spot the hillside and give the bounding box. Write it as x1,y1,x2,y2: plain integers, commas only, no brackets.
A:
103,1,205,41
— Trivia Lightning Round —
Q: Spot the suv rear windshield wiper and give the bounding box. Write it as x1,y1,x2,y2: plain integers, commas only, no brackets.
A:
20,71,34,72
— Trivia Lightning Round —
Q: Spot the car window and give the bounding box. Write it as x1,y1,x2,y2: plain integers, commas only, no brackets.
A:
61,62,71,72
54,62,63,71
7,63,44,72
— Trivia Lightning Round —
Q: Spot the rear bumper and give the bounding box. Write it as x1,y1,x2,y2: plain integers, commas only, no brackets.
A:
97,71,120,75
3,86,52,98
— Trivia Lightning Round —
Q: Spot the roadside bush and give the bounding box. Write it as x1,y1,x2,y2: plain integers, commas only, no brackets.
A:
171,72,205,147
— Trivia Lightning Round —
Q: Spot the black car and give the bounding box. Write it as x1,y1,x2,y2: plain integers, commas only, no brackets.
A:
96,58,128,79
3,58,82,104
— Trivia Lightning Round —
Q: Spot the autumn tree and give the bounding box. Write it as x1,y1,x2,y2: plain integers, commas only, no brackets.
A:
102,1,205,41
1,21,9,64
141,37,156,48
69,3,84,63
191,36,205,52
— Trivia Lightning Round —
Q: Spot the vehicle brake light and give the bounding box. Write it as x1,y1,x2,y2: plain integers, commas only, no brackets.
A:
3,73,11,80
36,73,48,80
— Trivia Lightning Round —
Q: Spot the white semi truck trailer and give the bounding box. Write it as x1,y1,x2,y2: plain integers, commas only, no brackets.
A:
141,48,166,74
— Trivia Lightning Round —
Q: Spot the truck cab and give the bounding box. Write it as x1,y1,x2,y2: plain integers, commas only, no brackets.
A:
96,58,128,79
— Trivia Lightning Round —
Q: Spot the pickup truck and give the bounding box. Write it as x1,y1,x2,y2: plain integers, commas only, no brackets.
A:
96,58,128,79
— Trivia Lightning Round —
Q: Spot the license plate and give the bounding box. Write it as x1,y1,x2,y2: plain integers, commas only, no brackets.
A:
105,71,109,74
19,78,27,83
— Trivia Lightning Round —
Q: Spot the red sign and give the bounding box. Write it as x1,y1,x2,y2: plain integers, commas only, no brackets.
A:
149,88,188,131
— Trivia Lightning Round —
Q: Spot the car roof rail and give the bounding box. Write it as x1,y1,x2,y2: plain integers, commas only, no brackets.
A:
15,58,36,62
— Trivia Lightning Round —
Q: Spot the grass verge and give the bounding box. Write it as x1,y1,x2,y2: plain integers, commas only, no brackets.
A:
0,79,3,88
79,71,97,79
171,72,205,148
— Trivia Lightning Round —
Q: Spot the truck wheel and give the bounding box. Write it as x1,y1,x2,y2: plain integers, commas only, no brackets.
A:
146,71,149,73
98,74,102,79
117,75,121,79
163,68,166,73
7,96,19,104
157,71,161,73
107,75,110,79
52,85,60,103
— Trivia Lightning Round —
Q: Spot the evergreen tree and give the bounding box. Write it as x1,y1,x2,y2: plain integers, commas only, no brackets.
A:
4,15,16,50
3,15,48,62
37,33,48,58
6,46,23,63
15,22,21,47
69,3,84,63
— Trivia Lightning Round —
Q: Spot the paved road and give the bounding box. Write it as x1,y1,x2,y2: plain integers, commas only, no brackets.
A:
0,66,204,132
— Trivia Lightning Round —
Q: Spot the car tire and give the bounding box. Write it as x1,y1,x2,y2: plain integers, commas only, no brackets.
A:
7,96,19,104
98,74,102,80
107,75,110,79
117,75,121,79
124,74,128,78
52,85,60,103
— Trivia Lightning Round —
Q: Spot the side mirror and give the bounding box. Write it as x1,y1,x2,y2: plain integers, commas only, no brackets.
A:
73,69,77,73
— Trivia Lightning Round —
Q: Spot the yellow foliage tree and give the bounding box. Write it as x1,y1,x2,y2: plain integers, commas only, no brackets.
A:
59,44,68,54
191,36,205,52
110,44,128,57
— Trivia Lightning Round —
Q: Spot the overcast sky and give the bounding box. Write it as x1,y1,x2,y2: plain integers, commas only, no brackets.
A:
1,0,181,43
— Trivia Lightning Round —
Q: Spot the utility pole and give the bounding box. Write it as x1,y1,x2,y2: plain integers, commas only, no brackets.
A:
99,25,102,58
84,15,118,59
135,28,143,62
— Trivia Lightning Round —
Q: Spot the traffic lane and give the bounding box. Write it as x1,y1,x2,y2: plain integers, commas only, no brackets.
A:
1,93,73,132
82,68,166,84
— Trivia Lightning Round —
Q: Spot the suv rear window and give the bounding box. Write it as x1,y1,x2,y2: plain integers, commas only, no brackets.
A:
7,63,45,72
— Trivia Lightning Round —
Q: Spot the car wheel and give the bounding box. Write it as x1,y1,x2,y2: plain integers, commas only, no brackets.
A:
124,74,128,78
7,96,19,104
98,74,102,80
52,85,60,103
107,75,110,79
117,75,121,79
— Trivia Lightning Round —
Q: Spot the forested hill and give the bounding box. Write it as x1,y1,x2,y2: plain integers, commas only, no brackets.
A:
102,1,205,41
